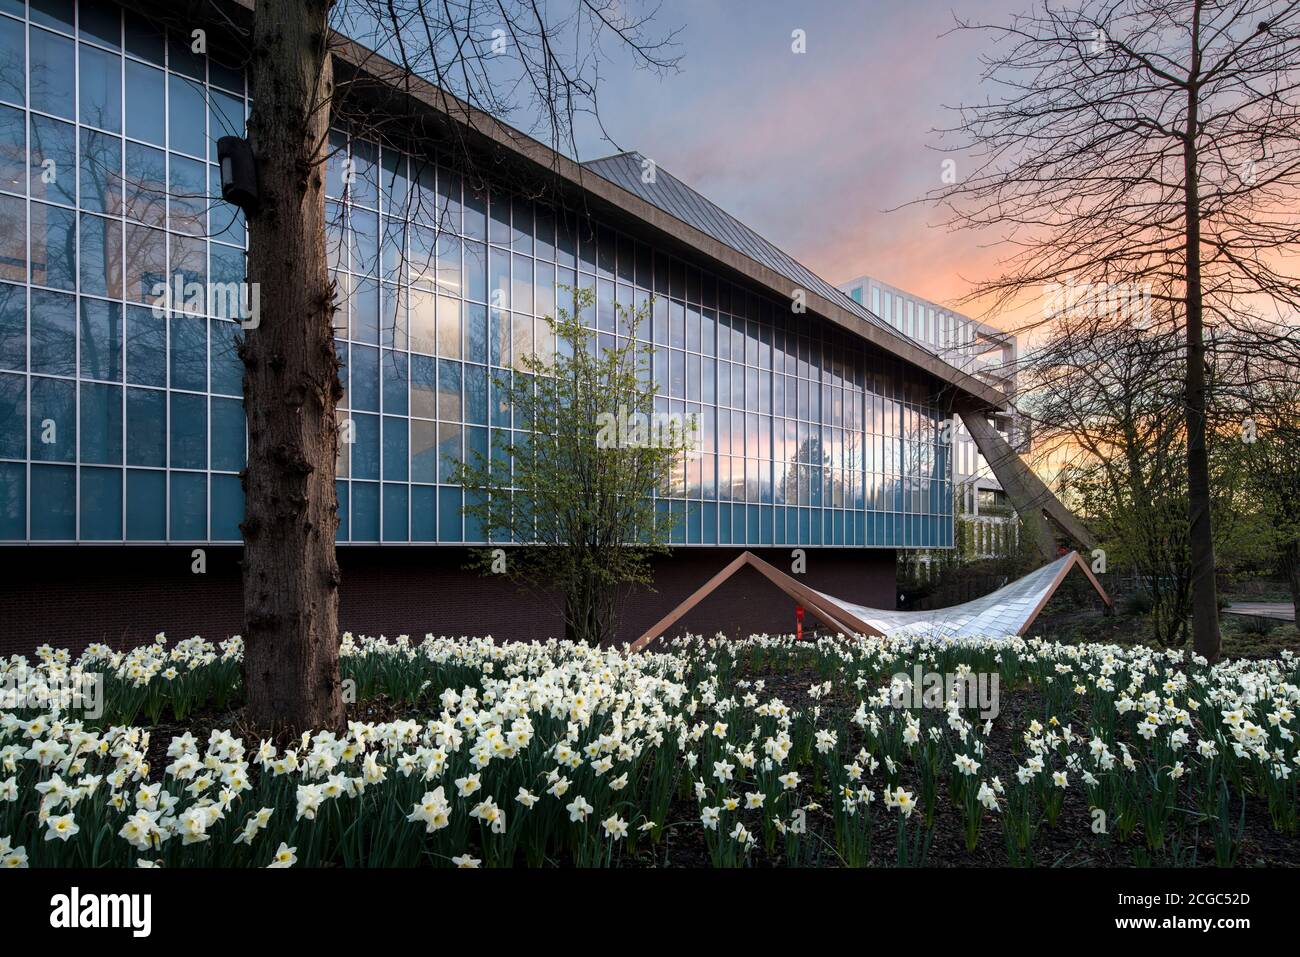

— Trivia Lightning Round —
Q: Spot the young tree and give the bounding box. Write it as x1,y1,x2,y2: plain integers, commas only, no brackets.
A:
932,0,1300,660
230,0,677,731
454,289,690,645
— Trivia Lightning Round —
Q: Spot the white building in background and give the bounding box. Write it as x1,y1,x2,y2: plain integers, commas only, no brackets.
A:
838,275,1026,559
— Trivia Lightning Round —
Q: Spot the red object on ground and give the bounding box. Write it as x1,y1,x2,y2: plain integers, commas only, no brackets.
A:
795,604,804,641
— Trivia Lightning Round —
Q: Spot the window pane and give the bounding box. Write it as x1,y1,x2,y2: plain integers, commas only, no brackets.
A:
210,319,242,395
79,381,122,464
0,282,25,371
463,239,486,303
30,289,75,375
125,467,164,539
125,61,165,145
409,288,434,355
0,104,22,194
437,422,461,482
169,391,206,469
210,243,245,309
383,483,407,541
349,344,378,411
437,296,460,359
0,194,23,282
170,233,205,294
350,412,378,479
381,350,407,414
168,74,206,157
124,141,166,226
350,277,379,343
79,212,123,297
0,17,24,107
439,486,462,541
30,26,76,120
80,465,122,539
169,471,206,539
79,3,121,49
124,224,166,302
80,128,123,215
29,114,76,206
0,461,23,538
410,354,435,418
411,484,435,539
169,154,207,235
411,419,436,482
79,43,122,132
170,314,207,391
125,386,164,466
125,304,165,386
211,472,243,540
437,359,460,420
335,480,348,540
0,371,24,458
31,0,75,32
31,202,76,290
208,165,243,244
382,416,407,480
210,396,244,471
30,463,75,539
351,481,378,540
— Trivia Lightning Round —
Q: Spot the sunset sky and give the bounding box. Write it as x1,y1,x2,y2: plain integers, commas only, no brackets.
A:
569,0,1030,330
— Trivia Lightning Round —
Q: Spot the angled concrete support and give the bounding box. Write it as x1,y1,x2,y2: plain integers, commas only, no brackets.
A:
627,551,883,653
954,400,1097,562
628,549,1112,652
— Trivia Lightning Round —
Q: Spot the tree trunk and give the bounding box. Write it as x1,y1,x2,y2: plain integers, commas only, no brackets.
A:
1284,542,1300,620
1183,1,1221,662
240,0,345,734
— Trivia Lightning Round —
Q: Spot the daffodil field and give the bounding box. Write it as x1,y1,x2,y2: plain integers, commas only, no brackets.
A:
2,632,1298,868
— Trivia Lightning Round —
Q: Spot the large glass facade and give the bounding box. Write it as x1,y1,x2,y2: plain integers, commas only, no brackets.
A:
0,0,953,549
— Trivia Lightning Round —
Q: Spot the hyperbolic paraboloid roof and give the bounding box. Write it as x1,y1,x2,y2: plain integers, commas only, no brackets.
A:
814,551,1112,640
628,551,1112,651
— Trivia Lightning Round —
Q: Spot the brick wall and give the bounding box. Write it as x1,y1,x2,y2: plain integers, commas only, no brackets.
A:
0,545,897,658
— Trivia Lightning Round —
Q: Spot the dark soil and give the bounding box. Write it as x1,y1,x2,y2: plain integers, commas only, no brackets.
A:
623,660,1300,868
129,663,1299,868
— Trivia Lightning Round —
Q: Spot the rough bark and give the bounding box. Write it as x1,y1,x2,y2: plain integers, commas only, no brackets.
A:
1183,1,1222,662
1284,543,1300,620
240,0,345,734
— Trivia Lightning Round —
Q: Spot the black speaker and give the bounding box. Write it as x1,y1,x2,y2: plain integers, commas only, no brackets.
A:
217,136,260,214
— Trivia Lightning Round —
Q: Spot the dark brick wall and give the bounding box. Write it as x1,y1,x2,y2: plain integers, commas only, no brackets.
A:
0,546,896,658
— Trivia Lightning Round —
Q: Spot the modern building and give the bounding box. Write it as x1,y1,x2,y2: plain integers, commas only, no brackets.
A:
839,275,1027,559
0,0,1049,655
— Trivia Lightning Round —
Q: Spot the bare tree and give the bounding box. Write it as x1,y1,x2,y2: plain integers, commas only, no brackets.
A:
205,0,678,733
1020,298,1298,642
930,0,1300,660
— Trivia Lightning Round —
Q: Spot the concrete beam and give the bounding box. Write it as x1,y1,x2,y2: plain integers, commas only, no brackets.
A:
955,401,1097,561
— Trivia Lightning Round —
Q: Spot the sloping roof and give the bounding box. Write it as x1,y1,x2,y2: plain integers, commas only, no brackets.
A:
581,152,908,344
628,551,1111,651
